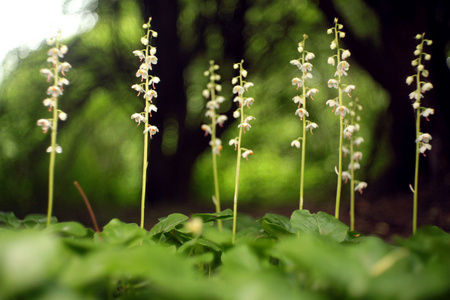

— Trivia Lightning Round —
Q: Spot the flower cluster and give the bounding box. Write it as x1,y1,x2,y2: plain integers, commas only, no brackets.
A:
131,18,160,138
290,34,319,149
407,33,434,156
325,18,354,119
342,98,367,195
201,61,227,155
229,60,255,161
37,31,71,153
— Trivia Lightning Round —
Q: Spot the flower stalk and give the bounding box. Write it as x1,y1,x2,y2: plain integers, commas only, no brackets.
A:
230,60,255,244
326,18,353,219
131,18,160,229
38,31,71,226
407,33,433,234
290,34,319,210
201,60,227,232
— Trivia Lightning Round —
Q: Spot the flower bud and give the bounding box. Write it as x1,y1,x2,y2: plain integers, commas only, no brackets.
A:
327,28,333,34
415,34,422,40
339,32,345,38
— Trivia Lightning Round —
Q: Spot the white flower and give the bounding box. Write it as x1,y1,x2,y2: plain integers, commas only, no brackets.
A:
353,151,363,162
244,97,254,108
416,133,432,143
350,162,361,170
336,105,350,119
144,90,158,102
216,96,226,104
305,122,318,134
143,125,159,138
37,119,52,133
233,111,240,118
354,137,364,147
210,138,223,155
295,108,309,120
292,96,303,107
327,79,339,89
421,82,433,93
406,76,414,85
145,55,158,69
136,68,148,81
58,112,67,121
327,57,335,66
141,37,148,45
150,47,157,55
233,85,244,95
292,77,303,90
58,62,71,76
342,171,351,183
149,76,160,88
241,70,248,78
40,69,54,82
206,100,219,110
300,63,313,74
242,150,254,160
327,28,333,34
409,90,423,100
341,50,351,60
238,122,251,133
46,145,63,154
330,41,337,50
229,138,238,150
343,125,356,139
146,104,158,116
131,113,146,125
132,84,145,96
291,140,301,148
231,77,238,85
305,52,315,61
47,85,63,98
244,116,255,123
421,108,434,120
233,96,243,107
243,82,254,91
43,98,55,111
335,61,350,76
201,124,212,136
419,143,432,156
133,50,145,61
306,88,319,100
354,182,368,194
326,99,338,112
290,59,301,67
216,115,228,127
342,146,350,157
344,85,355,97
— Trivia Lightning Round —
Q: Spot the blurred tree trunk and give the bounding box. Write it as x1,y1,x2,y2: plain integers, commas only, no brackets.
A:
140,0,247,205
318,0,450,197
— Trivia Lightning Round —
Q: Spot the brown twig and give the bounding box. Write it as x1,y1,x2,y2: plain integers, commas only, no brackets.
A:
73,181,102,241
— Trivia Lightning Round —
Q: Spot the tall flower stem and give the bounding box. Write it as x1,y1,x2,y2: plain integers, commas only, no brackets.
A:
407,33,433,234
131,18,160,229
349,136,355,230
230,60,254,244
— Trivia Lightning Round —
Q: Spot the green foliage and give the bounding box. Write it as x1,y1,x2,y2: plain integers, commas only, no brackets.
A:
1,211,449,299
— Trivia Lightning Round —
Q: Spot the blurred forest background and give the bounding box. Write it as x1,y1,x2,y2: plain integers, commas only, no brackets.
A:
0,0,449,236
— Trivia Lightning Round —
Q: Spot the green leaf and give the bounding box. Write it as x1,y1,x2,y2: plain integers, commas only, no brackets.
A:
99,218,147,246
46,222,88,238
290,210,349,242
260,213,295,238
0,212,21,228
23,214,57,229
149,213,189,237
192,208,233,223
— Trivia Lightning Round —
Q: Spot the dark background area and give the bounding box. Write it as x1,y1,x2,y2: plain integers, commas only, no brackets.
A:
0,0,449,239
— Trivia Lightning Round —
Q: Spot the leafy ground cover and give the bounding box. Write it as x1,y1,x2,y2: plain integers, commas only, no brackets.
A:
1,210,449,300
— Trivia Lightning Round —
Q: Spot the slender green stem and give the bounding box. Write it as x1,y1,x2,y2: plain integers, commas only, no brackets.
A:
335,24,343,220
47,41,61,227
140,27,153,229
232,126,243,244
413,110,420,234
349,137,355,231
210,74,222,232
299,83,306,210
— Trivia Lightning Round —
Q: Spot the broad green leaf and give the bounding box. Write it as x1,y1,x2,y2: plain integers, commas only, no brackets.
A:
46,222,88,238
23,214,57,229
192,208,233,223
0,212,21,228
99,218,147,246
149,213,188,237
260,213,295,238
290,210,349,242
